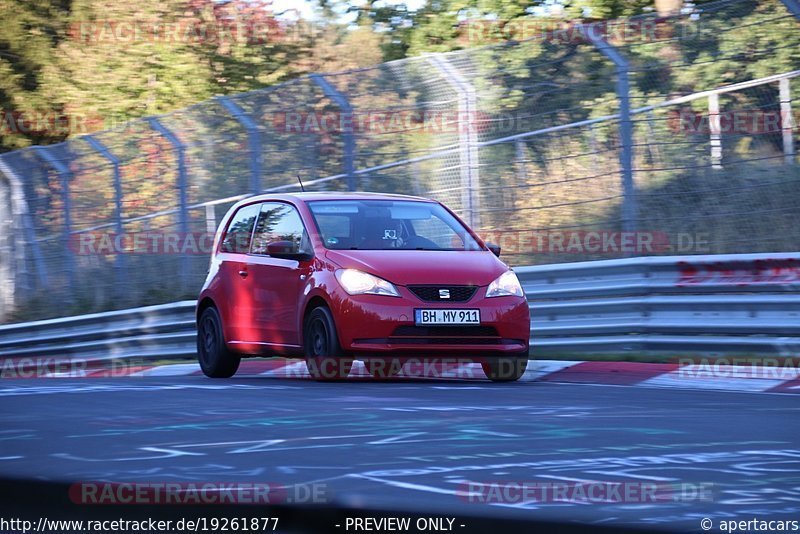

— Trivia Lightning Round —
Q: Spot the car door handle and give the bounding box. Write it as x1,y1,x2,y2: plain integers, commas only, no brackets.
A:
238,270,248,278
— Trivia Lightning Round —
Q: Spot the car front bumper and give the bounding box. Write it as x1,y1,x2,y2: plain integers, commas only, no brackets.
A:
330,286,531,357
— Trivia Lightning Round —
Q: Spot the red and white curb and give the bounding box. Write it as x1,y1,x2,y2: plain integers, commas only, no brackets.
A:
19,359,800,394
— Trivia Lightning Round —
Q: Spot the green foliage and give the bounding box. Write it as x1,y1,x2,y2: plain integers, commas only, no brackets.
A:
0,0,340,153
562,0,653,19
403,0,658,56
674,2,800,90
0,0,72,151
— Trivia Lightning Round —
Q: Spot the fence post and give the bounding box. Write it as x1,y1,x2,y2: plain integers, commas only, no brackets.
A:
205,204,216,234
779,78,795,164
0,157,48,295
427,54,481,229
587,125,600,166
33,146,76,289
411,160,423,196
586,31,638,236
310,74,356,191
148,117,189,292
645,110,660,164
85,135,127,297
708,92,723,169
514,139,528,185
0,157,46,304
777,2,798,159
217,96,262,193
0,167,12,321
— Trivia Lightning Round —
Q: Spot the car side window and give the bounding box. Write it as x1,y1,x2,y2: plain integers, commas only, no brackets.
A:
251,202,310,256
220,203,261,254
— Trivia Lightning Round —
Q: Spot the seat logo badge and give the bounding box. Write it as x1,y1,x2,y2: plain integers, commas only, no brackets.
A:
439,289,451,299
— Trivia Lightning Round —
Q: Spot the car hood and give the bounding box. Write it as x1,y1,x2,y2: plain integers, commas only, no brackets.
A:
324,249,508,286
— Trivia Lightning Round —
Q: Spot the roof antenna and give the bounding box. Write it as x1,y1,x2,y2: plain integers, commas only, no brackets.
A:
297,173,306,192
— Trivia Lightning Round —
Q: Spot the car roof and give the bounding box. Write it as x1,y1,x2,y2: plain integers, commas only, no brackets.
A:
240,191,436,204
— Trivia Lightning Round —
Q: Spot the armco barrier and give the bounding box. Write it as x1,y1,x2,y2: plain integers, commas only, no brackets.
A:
520,252,800,354
0,253,798,364
0,301,197,363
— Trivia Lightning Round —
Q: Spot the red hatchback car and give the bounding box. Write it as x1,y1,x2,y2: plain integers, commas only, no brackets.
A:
196,192,530,381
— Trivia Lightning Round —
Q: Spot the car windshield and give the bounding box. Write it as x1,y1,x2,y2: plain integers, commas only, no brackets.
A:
307,199,483,251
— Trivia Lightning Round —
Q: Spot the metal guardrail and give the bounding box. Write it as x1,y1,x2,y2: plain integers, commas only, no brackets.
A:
519,252,800,354
0,301,197,363
0,253,798,364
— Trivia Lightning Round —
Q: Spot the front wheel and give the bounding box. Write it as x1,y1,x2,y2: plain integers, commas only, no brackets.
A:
197,307,241,378
304,307,352,381
482,355,528,382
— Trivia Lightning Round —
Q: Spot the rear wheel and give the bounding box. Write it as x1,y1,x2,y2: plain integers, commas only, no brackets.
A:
304,307,352,381
365,359,403,379
197,307,241,378
482,355,528,382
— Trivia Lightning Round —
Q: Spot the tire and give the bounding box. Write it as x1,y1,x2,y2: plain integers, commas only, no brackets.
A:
365,359,403,379
481,355,528,382
197,307,241,378
304,307,352,381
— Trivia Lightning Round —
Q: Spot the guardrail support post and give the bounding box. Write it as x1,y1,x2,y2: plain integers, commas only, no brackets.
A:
779,78,795,164
33,147,76,290
217,96,262,193
310,74,356,191
85,136,128,298
148,118,190,292
586,31,638,237
427,54,481,229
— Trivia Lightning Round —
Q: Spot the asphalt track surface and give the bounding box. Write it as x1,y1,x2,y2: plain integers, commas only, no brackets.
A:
0,375,799,533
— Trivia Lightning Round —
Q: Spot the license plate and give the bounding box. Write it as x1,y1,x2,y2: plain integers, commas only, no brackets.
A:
415,309,480,325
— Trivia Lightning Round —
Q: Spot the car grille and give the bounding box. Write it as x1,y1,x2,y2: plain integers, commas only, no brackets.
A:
353,336,522,346
392,325,499,337
386,338,507,345
407,285,478,302
359,325,509,345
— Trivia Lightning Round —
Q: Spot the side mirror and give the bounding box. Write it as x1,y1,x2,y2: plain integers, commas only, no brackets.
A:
486,242,501,257
266,241,312,261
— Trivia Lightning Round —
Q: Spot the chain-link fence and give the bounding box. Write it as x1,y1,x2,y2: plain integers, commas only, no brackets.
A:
1,0,798,322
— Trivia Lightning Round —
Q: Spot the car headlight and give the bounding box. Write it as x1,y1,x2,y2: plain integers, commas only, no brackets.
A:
486,270,524,298
336,269,400,297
